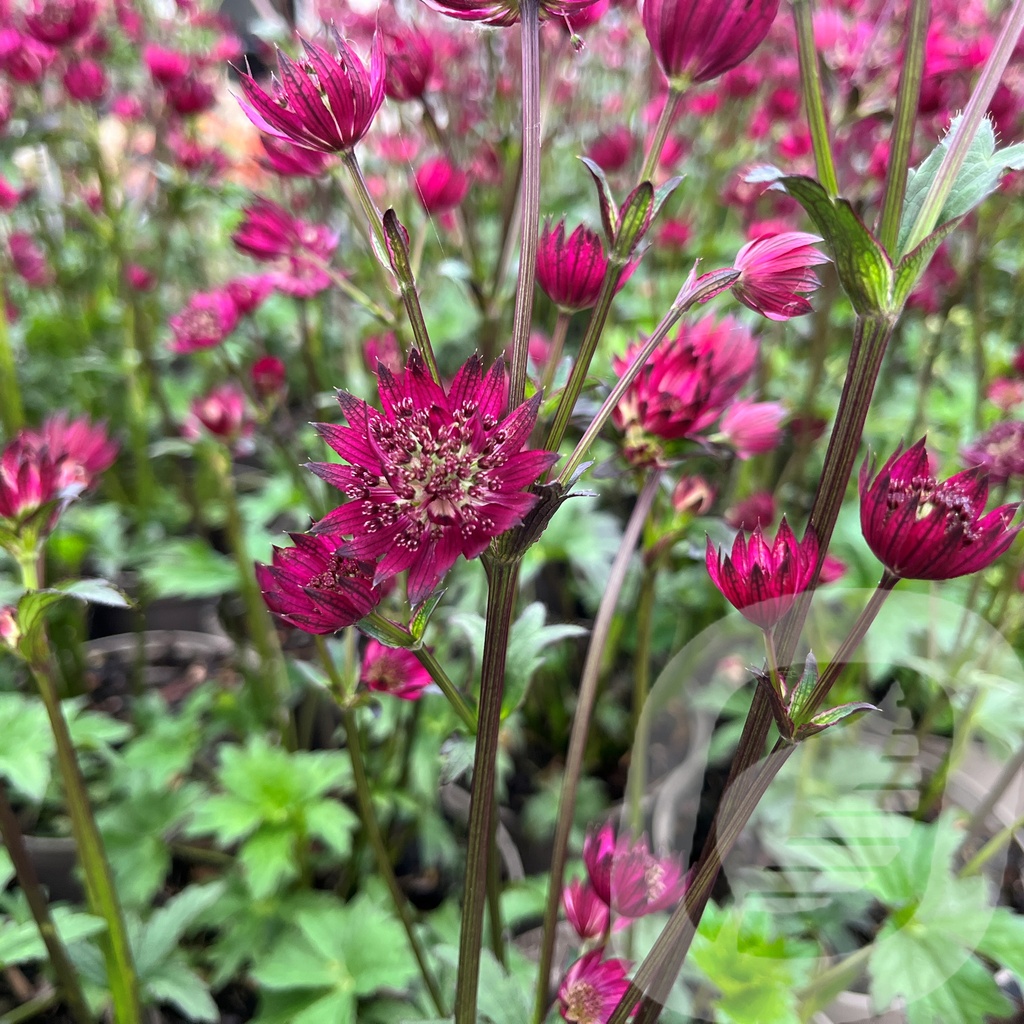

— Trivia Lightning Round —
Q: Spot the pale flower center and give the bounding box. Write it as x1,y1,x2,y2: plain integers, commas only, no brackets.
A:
563,980,603,1024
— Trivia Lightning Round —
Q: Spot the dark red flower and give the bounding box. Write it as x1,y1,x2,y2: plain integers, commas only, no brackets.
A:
225,275,274,317
360,640,432,700
558,950,635,1024
413,156,470,216
586,126,634,173
62,58,106,102
381,18,434,102
643,0,780,86
188,384,251,443
718,400,786,458
257,533,381,634
537,219,621,314
860,438,1020,580
423,0,602,27
164,73,216,116
238,30,384,154
23,0,96,46
0,30,55,84
143,44,190,85
250,355,287,400
8,232,53,287
309,351,558,604
706,518,819,629
724,490,775,531
731,231,829,321
168,289,239,353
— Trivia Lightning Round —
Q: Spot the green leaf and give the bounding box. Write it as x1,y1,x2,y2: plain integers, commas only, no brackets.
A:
186,792,264,843
891,216,964,310
0,693,54,800
145,961,220,1022
748,167,893,315
579,156,618,244
240,827,299,899
135,882,226,975
410,591,445,643
16,589,70,664
57,577,131,607
613,181,654,260
0,906,105,967
304,800,357,857
138,539,239,599
786,653,819,725
975,907,1024,979
795,701,879,740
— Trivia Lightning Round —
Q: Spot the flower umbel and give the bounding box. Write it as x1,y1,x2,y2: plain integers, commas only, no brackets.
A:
237,30,384,154
860,438,1020,580
706,518,819,629
731,231,830,321
361,640,432,700
309,351,558,604
558,949,635,1024
537,219,627,314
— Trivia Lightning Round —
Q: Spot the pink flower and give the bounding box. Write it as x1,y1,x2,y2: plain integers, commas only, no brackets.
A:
861,439,1020,580
0,606,18,649
0,30,55,84
672,475,715,515
961,421,1024,484
537,219,623,314
381,18,434,102
309,352,558,604
164,74,216,116
563,878,609,940
988,378,1024,412
111,94,144,121
251,355,287,400
643,0,780,86
725,490,775,531
0,441,65,532
125,264,155,291
360,640,432,700
558,950,635,1024
718,400,786,458
8,232,53,287
706,519,819,630
363,332,403,374
0,175,19,211
232,197,339,298
225,275,274,316
143,44,190,85
586,126,634,174
17,414,117,492
23,0,96,45
259,135,332,178
238,31,385,154
422,0,603,27
731,231,829,321
61,57,106,102
188,384,251,443
413,156,470,216
168,290,239,353
257,533,381,634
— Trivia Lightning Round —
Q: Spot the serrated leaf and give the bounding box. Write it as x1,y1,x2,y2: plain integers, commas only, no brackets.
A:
0,693,54,800
579,156,618,244
304,800,357,857
749,168,893,315
0,906,105,967
145,961,220,1022
135,883,226,974
138,539,239,599
240,827,299,899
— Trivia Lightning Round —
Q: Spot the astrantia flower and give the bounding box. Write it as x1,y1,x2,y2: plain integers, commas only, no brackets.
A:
360,640,432,700
143,44,190,85
961,421,1024,484
225,275,274,317
251,355,287,400
8,232,53,288
558,950,634,1024
259,135,332,178
309,351,558,604
642,0,780,87
381,18,434,101
257,533,380,634
17,414,117,492
0,441,65,527
237,30,384,154
725,490,775,531
422,0,603,27
731,231,829,321
537,219,625,314
413,157,470,216
232,198,339,298
169,289,239,354
563,878,609,940
860,439,1020,580
718,400,787,458
706,519,819,629
188,385,251,444
23,0,96,46
62,58,107,102
0,30,55,84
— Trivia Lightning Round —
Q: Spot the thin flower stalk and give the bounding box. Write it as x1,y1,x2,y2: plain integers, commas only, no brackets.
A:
532,472,661,1024
791,0,839,197
959,810,1024,878
314,636,447,1016
0,290,24,435
638,89,683,184
341,150,389,267
0,784,92,1024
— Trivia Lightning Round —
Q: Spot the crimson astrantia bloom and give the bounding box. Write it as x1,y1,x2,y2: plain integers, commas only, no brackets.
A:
309,351,558,604
643,0,780,87
421,0,603,28
62,58,107,102
563,878,609,940
164,74,217,117
718,399,787,458
413,157,470,216
961,421,1024,484
168,289,239,354
232,197,339,298
225,275,274,317
706,518,818,630
143,44,190,86
731,231,829,321
257,533,381,634
558,950,635,1024
360,640,432,700
860,439,1020,580
189,385,251,443
9,232,53,288
23,0,96,46
17,414,117,492
237,30,384,155
0,441,66,526
725,490,775,531
259,135,332,178
251,355,287,400
0,30,55,85
381,18,434,101
537,219,623,315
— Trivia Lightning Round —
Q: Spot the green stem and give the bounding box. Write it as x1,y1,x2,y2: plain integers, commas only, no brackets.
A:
902,0,1024,254
454,560,520,1024
792,0,840,196
508,0,543,409
0,286,24,435
0,991,59,1024
638,89,683,184
342,150,388,260
314,636,447,1016
532,472,661,1024
411,642,477,733
0,784,92,1024
877,0,930,254
555,268,740,482
307,257,397,328
959,809,1024,878
798,944,874,1018
627,552,659,838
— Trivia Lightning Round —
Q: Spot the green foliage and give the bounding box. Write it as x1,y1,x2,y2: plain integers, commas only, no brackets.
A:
137,538,240,599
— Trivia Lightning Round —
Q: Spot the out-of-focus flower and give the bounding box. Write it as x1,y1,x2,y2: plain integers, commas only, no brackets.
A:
125,263,155,290
167,133,228,176
61,57,106,102
643,0,780,87
143,44,190,85
250,355,287,400
422,0,603,27
111,93,144,120
309,351,558,604
363,332,403,374
232,197,339,298
0,175,19,211
168,289,239,354
718,400,786,458
259,135,332,177
731,231,829,321
23,0,96,45
226,274,274,316
987,378,1024,412
819,553,847,584
164,74,216,116
586,126,634,174
706,519,819,629
17,413,117,492
0,441,64,530
360,640,432,700
381,18,434,101
238,31,384,154
612,315,758,466
861,438,1020,580
563,878,609,940
0,30,55,83
672,475,715,516
188,384,251,443
537,219,625,314
413,156,470,216
8,232,53,287
558,950,635,1024
658,217,691,249
0,606,18,649
257,533,380,634
961,421,1024,484
724,490,775,531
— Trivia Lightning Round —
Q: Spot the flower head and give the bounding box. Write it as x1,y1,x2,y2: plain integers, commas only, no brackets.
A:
188,385,251,444
143,45,191,85
724,490,775,531
718,400,786,458
259,135,332,177
563,878,609,940
360,640,432,700
642,0,780,86
381,18,434,101
422,0,603,27
62,58,107,102
226,275,274,317
23,0,96,45
414,157,470,217
537,219,625,314
17,414,117,492
0,441,66,529
251,355,287,400
961,421,1024,484
257,533,381,634
169,289,239,354
860,438,1020,580
558,950,634,1024
309,351,558,604
731,231,829,321
9,232,53,288
706,518,819,629
238,30,384,154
